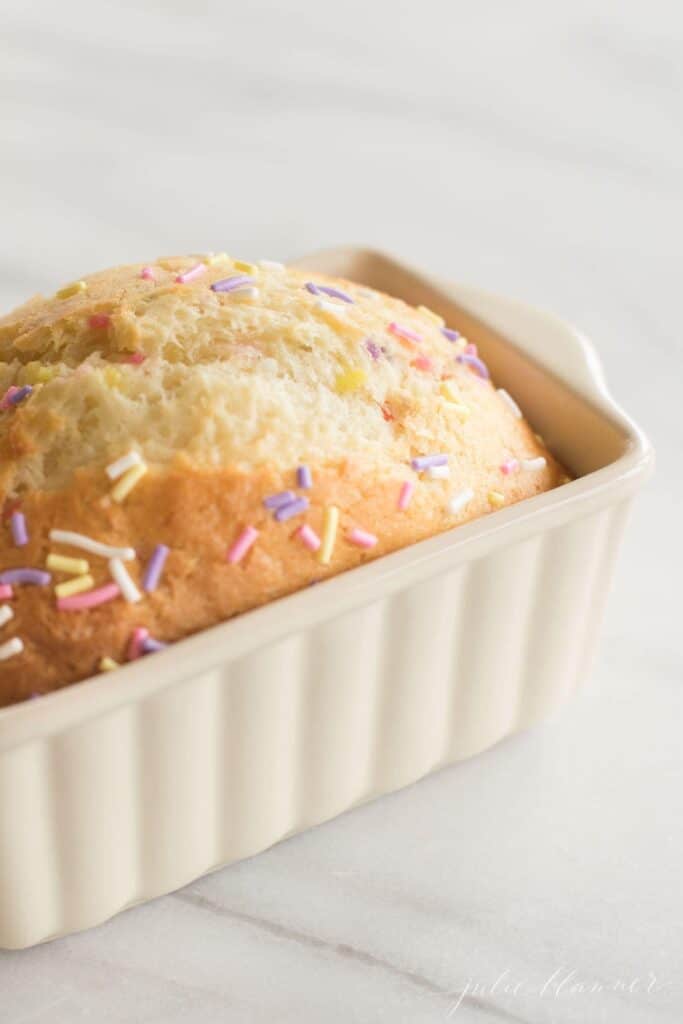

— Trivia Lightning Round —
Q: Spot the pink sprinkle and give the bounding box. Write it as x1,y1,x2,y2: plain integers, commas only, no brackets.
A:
501,458,520,475
88,314,110,329
464,342,478,356
140,266,156,280
297,524,321,552
0,584,13,600
411,355,433,372
124,351,145,365
175,262,206,284
0,386,20,410
398,481,414,511
347,527,378,550
388,322,422,346
128,626,149,661
57,582,120,611
227,525,258,564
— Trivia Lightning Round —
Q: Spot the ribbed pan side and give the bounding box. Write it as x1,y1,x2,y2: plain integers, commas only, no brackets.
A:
0,501,631,948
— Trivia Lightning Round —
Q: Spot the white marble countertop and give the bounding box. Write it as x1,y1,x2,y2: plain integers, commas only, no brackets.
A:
0,2,680,1020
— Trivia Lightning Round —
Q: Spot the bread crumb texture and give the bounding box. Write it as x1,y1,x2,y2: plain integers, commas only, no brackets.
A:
0,255,567,704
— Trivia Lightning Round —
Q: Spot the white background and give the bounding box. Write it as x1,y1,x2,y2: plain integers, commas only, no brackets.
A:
1,2,681,1021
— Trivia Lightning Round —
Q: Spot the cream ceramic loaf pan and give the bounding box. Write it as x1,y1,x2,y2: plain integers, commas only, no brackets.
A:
0,249,652,948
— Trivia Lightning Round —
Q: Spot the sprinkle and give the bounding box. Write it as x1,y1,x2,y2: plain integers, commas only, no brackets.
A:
347,527,378,549
411,453,448,471
0,386,20,410
297,465,312,489
140,266,156,280
142,544,169,592
319,506,339,565
141,637,168,655
7,385,33,407
110,462,147,503
488,490,505,508
227,525,259,564
335,369,367,394
305,282,353,303
99,657,119,672
10,511,28,547
364,338,382,360
418,305,444,326
457,353,490,379
425,464,450,480
233,259,257,273
315,298,347,321
205,252,229,265
464,342,478,356
275,496,309,522
109,558,142,603
297,524,321,551
47,553,89,575
175,262,206,284
411,355,433,372
211,274,256,293
258,259,285,271
521,456,547,471
105,450,144,481
440,382,471,419
124,351,145,365
88,313,110,329
57,582,120,611
441,327,460,342
103,366,122,390
501,458,520,475
263,490,296,510
54,574,95,599
388,322,422,346
497,388,522,418
397,481,414,511
0,605,13,628
0,568,51,586
0,584,13,600
56,280,87,299
448,488,474,516
127,626,149,661
49,529,135,561
0,637,23,661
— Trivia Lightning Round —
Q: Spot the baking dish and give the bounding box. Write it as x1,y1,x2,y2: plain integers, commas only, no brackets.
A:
0,248,652,948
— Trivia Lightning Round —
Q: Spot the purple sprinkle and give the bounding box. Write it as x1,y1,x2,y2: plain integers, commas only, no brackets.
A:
364,339,381,360
263,490,296,510
0,568,51,586
211,275,256,293
274,496,309,522
10,511,28,547
441,327,460,342
8,385,33,406
456,353,490,379
141,637,168,655
297,465,312,489
305,282,353,303
411,454,449,471
142,544,169,592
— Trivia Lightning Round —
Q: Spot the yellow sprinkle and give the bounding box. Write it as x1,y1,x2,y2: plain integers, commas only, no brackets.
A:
439,382,471,420
55,574,95,599
46,553,90,576
56,280,87,299
334,369,367,395
319,505,339,565
21,361,55,385
233,259,257,273
99,656,119,672
103,366,123,390
488,490,505,509
418,304,444,326
206,252,229,265
110,462,147,503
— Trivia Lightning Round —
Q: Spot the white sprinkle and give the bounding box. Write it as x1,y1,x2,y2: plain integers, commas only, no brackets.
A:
50,529,136,562
425,464,451,480
0,604,14,628
108,558,142,603
521,456,547,471
233,286,259,299
497,388,522,419
106,450,144,481
258,259,285,271
448,488,474,516
0,637,23,661
315,298,347,318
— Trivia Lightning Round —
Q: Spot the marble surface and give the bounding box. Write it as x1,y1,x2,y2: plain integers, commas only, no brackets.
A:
0,1,681,1020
